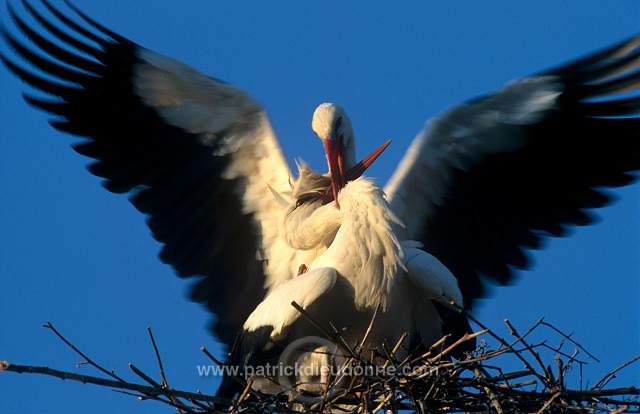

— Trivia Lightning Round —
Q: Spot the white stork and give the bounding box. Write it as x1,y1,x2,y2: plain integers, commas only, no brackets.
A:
2,0,640,401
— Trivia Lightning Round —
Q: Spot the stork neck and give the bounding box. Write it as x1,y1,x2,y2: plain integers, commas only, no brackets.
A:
280,202,342,251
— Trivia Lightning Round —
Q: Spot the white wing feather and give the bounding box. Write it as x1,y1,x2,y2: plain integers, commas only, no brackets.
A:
385,76,562,239
404,247,463,307
243,268,338,336
133,49,300,287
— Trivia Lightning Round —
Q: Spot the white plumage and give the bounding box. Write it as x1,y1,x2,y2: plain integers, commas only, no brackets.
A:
2,1,640,401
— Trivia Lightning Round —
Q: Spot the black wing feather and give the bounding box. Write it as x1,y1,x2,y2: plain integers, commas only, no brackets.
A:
421,37,640,305
2,0,267,346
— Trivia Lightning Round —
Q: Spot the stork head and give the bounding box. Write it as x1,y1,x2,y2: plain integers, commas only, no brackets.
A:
312,103,356,205
312,103,390,208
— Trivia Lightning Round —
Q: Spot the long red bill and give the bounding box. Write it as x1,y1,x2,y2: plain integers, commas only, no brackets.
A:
345,139,391,182
322,138,345,205
321,139,391,206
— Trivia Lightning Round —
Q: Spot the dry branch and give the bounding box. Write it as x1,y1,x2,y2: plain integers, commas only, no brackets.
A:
2,315,639,413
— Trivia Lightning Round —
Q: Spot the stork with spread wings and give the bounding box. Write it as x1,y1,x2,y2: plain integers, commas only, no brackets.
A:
3,0,639,400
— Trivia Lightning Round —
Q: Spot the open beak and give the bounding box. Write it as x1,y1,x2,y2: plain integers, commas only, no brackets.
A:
345,140,391,182
322,139,391,207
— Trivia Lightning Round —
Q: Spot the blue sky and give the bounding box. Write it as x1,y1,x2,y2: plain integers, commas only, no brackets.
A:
1,1,638,412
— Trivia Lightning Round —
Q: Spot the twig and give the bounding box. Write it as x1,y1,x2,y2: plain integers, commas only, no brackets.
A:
463,312,548,384
200,346,224,367
147,327,169,388
428,330,487,364
43,321,127,382
3,314,638,414
534,391,562,414
1,361,227,405
593,354,640,390
473,366,504,414
355,304,380,356
147,326,185,412
504,319,552,384
290,301,359,360
540,320,600,362
128,363,161,388
231,380,254,414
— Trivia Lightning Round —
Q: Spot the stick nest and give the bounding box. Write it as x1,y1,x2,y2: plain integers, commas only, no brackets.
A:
2,310,638,414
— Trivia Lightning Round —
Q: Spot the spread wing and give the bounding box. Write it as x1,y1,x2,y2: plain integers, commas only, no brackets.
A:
385,35,640,307
1,1,300,346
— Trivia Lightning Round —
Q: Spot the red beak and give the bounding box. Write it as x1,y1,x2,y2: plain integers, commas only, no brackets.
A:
322,138,345,206
322,139,391,207
345,140,391,182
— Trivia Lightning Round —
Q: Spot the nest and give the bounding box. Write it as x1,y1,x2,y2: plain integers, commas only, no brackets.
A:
2,308,638,414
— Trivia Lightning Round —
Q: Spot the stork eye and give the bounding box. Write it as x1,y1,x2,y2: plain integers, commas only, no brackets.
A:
295,195,315,209
334,116,342,130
